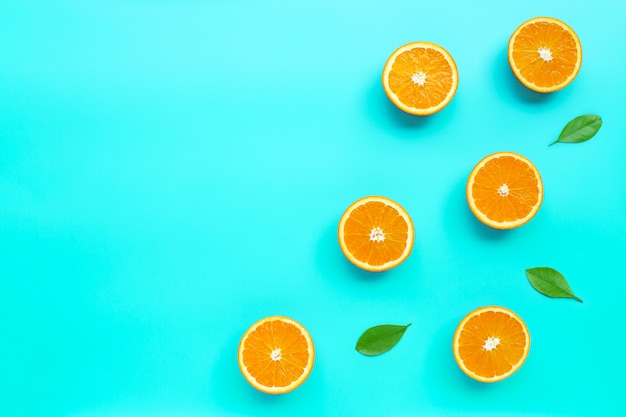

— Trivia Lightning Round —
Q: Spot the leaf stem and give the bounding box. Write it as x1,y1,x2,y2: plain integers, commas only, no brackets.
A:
548,139,559,146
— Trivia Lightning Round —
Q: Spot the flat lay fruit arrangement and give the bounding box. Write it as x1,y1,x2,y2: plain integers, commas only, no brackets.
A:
238,15,600,393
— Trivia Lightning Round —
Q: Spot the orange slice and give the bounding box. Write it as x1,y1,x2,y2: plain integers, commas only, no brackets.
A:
382,42,459,115
508,16,582,93
453,306,530,383
338,196,414,272
238,316,315,394
466,151,543,229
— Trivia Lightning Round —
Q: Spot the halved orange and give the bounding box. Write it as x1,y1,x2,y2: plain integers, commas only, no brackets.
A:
238,316,315,394
382,42,458,115
508,16,582,93
453,306,530,383
338,196,414,272
466,151,543,229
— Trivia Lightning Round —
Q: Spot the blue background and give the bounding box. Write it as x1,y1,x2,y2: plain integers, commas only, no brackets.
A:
2,1,625,416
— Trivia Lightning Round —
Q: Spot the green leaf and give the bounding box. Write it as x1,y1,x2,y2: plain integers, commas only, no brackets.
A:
549,114,602,146
355,323,411,356
525,267,583,302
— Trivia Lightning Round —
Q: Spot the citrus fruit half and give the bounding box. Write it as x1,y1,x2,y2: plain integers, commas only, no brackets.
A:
466,151,543,229
238,316,315,394
382,42,459,115
508,16,582,93
453,306,530,383
338,196,414,272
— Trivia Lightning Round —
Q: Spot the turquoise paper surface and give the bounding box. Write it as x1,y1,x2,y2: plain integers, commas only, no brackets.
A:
1,1,625,416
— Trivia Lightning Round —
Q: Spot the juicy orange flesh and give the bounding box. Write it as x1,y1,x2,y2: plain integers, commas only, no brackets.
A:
388,47,454,109
511,21,579,88
471,156,540,223
241,320,310,388
343,201,408,267
457,311,527,379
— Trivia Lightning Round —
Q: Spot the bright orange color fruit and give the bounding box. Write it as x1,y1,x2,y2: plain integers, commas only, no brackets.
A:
382,42,459,116
508,16,582,93
453,306,530,383
338,196,414,272
466,151,543,230
238,316,315,394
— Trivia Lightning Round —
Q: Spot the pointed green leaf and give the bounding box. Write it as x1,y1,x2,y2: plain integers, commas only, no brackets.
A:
355,323,411,356
525,267,583,302
549,114,602,146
